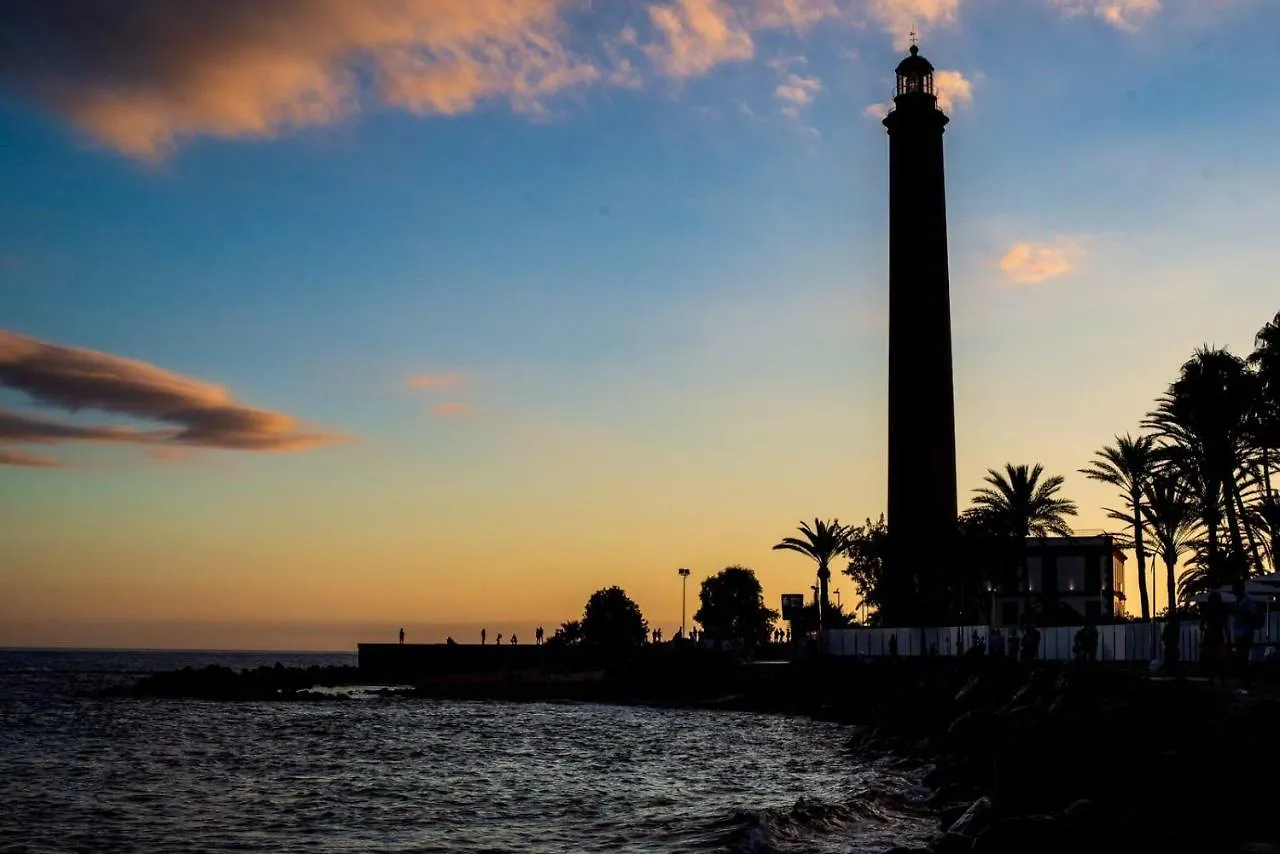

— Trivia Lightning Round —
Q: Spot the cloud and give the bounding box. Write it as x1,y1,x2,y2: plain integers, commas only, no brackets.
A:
863,68,973,118
0,329,340,465
0,407,158,444
752,0,844,29
867,0,962,48
0,448,65,468
433,402,473,417
406,372,466,390
644,0,756,77
999,240,1081,285
0,0,599,160
0,0,965,159
775,73,822,105
1049,0,1161,31
932,69,973,112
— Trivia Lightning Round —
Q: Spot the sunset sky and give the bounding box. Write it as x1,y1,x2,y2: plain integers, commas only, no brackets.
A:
3,0,1280,650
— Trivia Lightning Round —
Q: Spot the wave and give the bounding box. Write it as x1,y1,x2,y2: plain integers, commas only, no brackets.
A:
711,791,934,854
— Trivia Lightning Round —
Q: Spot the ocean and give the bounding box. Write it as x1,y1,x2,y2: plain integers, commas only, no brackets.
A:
0,650,934,853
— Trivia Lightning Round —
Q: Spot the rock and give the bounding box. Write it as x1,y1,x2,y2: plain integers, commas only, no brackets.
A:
971,816,1067,854
945,797,993,838
947,709,988,741
929,831,975,853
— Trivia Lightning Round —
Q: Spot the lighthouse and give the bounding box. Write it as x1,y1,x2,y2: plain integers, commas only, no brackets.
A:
882,42,959,612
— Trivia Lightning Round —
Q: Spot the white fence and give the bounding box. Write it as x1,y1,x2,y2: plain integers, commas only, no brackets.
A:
826,611,1280,663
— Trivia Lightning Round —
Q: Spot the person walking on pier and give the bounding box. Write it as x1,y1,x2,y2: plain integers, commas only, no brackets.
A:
481,628,487,645
399,627,405,645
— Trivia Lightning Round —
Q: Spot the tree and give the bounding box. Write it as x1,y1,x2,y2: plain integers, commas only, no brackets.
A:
842,515,888,622
547,619,584,648
693,566,778,648
1146,348,1257,586
789,600,857,635
1142,471,1200,618
580,587,648,653
1249,312,1280,564
968,463,1078,614
773,519,851,631
1079,434,1158,619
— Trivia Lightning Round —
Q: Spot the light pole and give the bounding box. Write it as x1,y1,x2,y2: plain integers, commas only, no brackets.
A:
835,588,842,609
678,568,691,639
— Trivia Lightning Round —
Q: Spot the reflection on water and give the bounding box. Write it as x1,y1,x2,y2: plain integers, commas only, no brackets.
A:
1,650,933,853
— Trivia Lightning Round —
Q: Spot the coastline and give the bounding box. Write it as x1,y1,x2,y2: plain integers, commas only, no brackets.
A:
101,655,1280,853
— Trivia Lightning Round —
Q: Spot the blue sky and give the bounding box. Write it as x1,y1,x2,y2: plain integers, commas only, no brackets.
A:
2,0,1280,648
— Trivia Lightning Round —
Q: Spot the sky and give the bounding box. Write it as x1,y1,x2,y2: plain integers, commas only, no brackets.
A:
3,0,1280,650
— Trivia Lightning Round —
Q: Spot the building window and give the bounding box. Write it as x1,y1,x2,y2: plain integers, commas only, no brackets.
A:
1085,555,1101,594
1027,556,1042,593
1060,556,1085,594
1043,555,1059,595
1085,600,1102,620
1001,601,1020,626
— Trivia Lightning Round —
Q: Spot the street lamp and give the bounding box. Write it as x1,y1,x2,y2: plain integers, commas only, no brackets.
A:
834,588,842,609
678,568,691,639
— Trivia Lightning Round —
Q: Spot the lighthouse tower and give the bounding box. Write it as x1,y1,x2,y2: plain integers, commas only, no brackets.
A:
882,43,959,610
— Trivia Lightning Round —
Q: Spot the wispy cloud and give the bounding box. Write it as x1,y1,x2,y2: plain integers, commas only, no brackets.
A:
999,239,1082,285
868,0,962,48
768,55,822,119
433,402,473,417
0,0,987,159
406,372,467,390
0,448,66,468
0,329,340,466
1049,0,1161,31
864,67,973,118
644,0,757,77
0,0,598,161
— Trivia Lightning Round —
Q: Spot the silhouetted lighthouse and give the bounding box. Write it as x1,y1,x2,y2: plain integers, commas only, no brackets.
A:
883,43,958,598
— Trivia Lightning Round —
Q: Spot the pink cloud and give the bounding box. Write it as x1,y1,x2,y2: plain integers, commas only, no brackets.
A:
433,402,473,417
406,372,466,390
0,329,342,467
0,448,66,468
0,0,597,161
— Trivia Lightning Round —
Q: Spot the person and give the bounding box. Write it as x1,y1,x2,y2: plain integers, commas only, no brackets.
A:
446,636,457,646
535,626,544,645
1162,619,1181,676
510,633,518,646
1233,581,1262,690
1201,591,1229,689
399,627,405,645
1020,621,1040,663
496,633,503,646
988,627,1005,659
888,634,898,657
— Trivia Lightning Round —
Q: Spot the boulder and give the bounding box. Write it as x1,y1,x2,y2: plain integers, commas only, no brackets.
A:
971,816,1068,854
945,797,993,838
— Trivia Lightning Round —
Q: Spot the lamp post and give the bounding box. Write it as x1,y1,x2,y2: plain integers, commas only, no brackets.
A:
678,568,691,640
835,588,842,609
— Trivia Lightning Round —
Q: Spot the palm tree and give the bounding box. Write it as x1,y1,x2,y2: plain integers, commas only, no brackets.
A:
1142,470,1200,617
1080,434,1158,619
773,519,851,632
1146,348,1256,586
969,463,1078,613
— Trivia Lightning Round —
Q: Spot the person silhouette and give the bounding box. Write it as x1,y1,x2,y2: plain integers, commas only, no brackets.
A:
535,626,544,645
510,634,518,646
481,628,487,645
399,627,405,645
496,633,503,646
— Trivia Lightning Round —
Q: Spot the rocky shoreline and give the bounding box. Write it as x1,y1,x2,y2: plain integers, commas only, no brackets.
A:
100,655,1280,853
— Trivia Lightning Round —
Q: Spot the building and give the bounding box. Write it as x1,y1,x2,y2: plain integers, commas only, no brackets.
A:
991,535,1128,627
883,43,959,598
